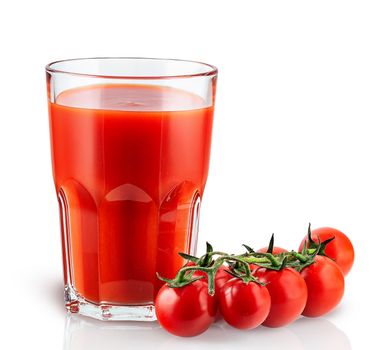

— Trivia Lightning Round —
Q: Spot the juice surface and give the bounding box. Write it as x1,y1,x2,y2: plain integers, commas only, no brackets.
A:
49,84,213,305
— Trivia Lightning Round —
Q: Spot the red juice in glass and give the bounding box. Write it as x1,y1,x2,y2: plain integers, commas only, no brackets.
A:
46,58,217,321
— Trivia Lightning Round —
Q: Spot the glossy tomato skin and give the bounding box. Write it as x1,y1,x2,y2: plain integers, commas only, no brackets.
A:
155,280,217,337
254,267,308,327
301,255,345,317
257,246,288,254
219,278,271,330
299,227,355,276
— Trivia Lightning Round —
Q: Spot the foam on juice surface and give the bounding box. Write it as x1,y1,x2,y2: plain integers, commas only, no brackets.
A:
56,84,206,111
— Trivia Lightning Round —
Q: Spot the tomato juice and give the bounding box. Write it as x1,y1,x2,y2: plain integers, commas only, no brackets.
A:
49,84,214,306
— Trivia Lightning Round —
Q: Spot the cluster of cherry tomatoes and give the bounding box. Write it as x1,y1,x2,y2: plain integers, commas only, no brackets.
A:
155,226,355,337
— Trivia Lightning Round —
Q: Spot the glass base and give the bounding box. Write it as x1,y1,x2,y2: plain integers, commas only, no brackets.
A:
64,285,157,321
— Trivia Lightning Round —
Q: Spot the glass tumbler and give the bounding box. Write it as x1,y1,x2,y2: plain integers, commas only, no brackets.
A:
46,58,217,321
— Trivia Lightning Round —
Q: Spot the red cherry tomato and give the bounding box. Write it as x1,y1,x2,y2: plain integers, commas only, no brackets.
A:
257,246,288,254
155,280,217,337
300,255,345,317
254,267,307,327
219,278,271,330
299,227,355,276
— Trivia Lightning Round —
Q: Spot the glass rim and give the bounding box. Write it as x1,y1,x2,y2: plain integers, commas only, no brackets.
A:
45,57,218,80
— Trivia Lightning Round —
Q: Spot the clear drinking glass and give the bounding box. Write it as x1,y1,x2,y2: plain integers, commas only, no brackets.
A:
46,58,217,321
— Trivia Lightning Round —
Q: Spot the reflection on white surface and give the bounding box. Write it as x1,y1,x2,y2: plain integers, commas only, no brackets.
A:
288,317,352,350
64,314,351,350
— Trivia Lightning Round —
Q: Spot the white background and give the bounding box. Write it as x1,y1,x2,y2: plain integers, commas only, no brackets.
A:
0,0,387,348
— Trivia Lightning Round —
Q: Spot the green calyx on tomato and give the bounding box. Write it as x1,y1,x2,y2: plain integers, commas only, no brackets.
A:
157,241,216,289
157,232,324,296
304,223,336,257
159,248,265,296
285,240,321,272
257,234,289,255
261,233,276,254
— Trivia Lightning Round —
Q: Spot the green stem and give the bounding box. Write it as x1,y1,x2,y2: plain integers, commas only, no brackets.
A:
161,242,319,295
236,251,281,267
222,256,253,276
239,256,271,264
175,266,210,282
292,251,308,263
207,251,229,257
263,253,281,267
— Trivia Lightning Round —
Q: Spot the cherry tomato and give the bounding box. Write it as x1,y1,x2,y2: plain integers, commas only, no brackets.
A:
155,280,217,337
254,267,307,327
300,255,345,317
257,246,288,254
299,227,355,276
219,278,271,330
